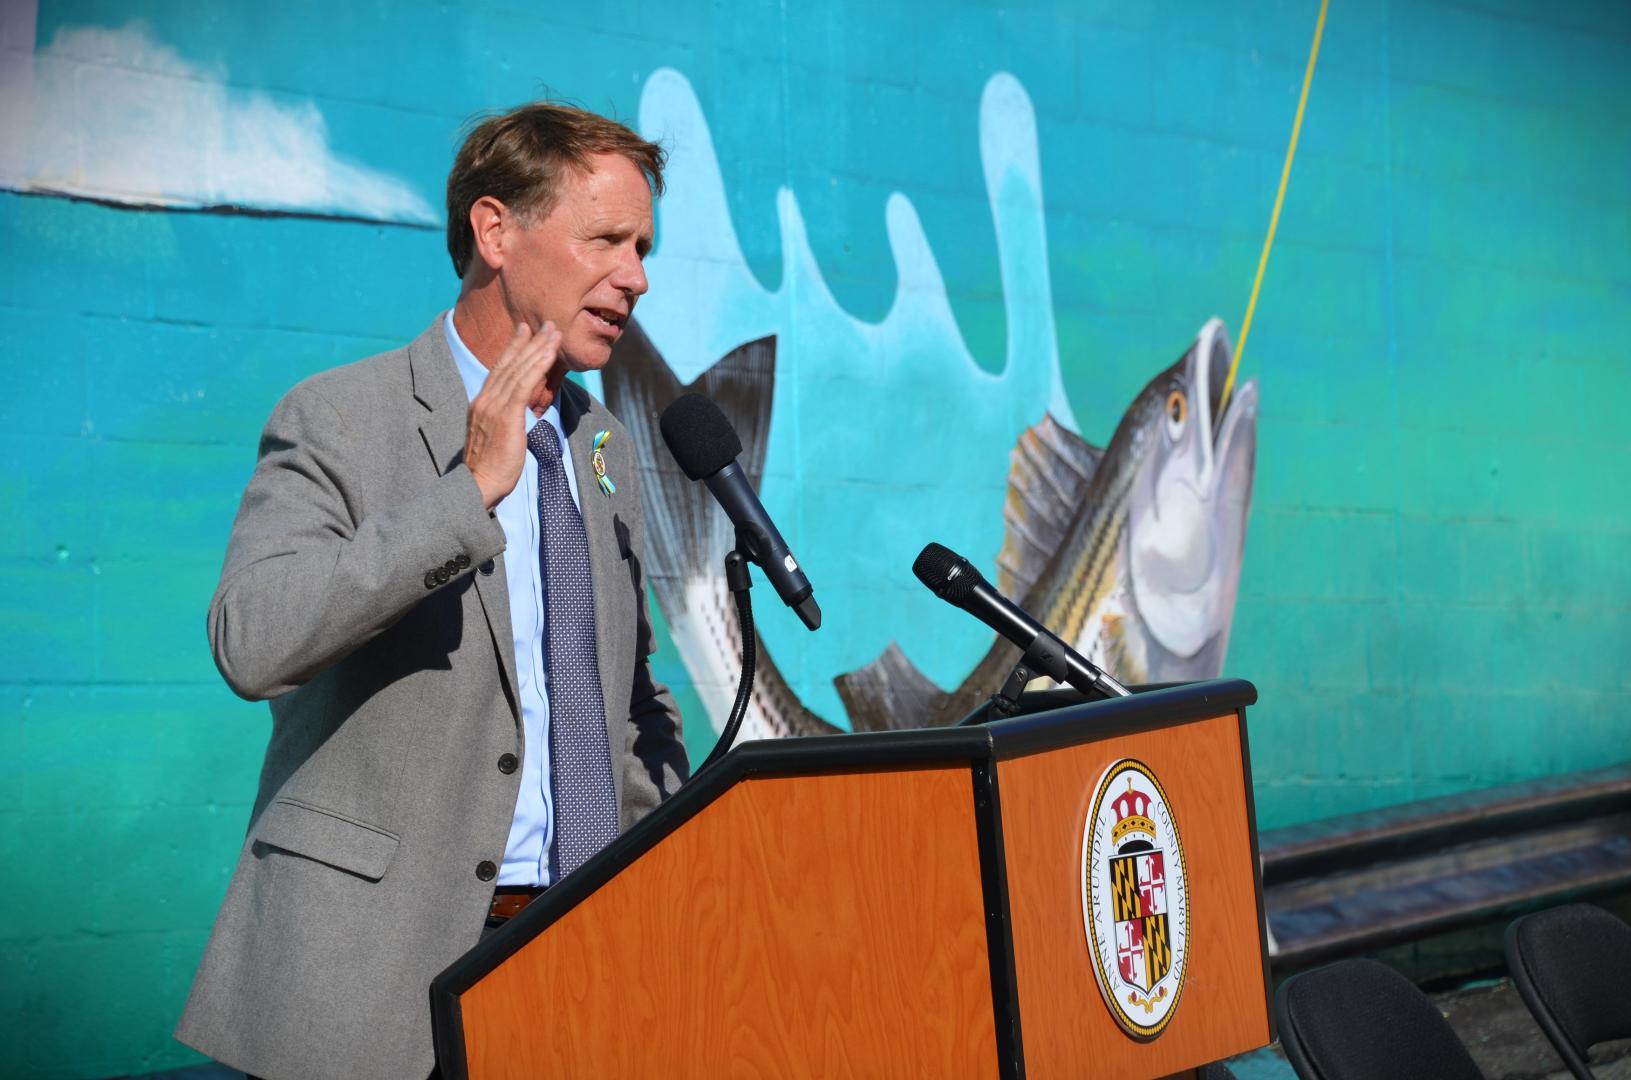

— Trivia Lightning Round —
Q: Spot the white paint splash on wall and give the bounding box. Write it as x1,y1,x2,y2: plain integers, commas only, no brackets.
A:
0,18,435,223
631,68,1080,729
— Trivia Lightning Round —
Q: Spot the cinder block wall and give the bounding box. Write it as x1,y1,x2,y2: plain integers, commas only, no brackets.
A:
1,0,1627,1075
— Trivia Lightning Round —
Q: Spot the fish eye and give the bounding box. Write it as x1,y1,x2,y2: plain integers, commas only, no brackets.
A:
1166,390,1187,438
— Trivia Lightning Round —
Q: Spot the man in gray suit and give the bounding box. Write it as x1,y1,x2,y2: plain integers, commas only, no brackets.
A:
175,103,689,1080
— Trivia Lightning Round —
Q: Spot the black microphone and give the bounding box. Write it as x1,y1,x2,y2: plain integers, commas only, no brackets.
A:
659,393,820,631
912,542,1128,698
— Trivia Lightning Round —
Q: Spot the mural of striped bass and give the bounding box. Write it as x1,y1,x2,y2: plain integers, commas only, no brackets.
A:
606,317,1257,736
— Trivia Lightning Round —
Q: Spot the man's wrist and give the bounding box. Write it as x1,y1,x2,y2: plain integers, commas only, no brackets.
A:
471,467,505,512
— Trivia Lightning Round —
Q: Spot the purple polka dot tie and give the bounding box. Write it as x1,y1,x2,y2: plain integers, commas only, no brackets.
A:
527,420,619,876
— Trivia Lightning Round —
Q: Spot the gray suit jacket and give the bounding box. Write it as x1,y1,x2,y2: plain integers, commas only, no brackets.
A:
175,318,688,1080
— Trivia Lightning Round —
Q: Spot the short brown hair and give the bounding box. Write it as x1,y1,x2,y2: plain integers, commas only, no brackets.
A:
445,102,666,278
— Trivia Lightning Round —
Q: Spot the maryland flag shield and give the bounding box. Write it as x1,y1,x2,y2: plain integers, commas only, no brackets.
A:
1110,851,1171,991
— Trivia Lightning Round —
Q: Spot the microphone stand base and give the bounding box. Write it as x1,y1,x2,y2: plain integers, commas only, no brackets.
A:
987,638,1068,720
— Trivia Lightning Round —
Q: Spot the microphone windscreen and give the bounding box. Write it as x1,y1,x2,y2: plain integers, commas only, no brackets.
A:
659,393,743,481
912,542,983,604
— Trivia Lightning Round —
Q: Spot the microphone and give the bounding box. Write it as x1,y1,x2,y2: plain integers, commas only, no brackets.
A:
659,393,821,631
912,542,1128,699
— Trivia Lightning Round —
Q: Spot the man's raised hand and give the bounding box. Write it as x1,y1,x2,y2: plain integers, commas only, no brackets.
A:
464,321,565,511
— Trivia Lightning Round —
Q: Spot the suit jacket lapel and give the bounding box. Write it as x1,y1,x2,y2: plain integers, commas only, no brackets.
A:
408,317,521,720
558,381,626,811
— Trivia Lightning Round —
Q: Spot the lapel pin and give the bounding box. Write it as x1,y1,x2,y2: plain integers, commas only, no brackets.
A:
591,429,616,496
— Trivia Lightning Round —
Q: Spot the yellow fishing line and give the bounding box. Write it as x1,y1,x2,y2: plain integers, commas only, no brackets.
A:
1221,0,1329,412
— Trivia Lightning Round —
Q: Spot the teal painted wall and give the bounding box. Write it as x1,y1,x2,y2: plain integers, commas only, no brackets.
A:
1,0,1628,1075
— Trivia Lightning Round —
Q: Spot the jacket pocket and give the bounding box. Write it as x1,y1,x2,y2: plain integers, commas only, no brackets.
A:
252,797,401,881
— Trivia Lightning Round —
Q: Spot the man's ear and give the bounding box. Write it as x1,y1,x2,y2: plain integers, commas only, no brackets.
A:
468,195,509,272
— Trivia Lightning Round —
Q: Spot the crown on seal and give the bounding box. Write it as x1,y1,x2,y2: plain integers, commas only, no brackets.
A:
1110,777,1157,845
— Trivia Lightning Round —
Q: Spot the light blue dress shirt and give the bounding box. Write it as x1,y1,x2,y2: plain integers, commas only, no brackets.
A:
444,311,580,887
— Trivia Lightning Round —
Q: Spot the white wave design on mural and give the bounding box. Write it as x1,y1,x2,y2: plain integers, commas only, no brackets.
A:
0,16,435,224
624,68,1079,731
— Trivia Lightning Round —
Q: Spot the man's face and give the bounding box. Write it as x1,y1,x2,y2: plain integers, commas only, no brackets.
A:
501,151,654,373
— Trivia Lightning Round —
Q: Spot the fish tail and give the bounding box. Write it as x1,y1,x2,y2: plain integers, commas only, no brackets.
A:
602,320,832,735
601,317,778,604
834,642,953,732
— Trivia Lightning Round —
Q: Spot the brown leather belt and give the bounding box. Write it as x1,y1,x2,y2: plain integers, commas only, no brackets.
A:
488,886,546,921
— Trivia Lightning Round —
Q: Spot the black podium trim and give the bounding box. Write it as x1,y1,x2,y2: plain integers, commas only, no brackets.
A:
431,678,1259,1077
1236,705,1276,1042
973,757,1026,1080
984,678,1257,759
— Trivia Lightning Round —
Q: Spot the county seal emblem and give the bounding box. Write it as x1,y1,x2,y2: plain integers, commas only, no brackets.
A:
1081,758,1190,1039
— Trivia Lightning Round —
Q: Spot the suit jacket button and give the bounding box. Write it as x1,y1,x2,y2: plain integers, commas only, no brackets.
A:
424,570,439,590
456,554,472,570
434,566,451,585
497,753,518,775
478,560,495,575
476,860,497,882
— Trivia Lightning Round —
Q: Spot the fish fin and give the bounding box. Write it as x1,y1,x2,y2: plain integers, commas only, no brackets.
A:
834,642,953,732
997,413,1104,600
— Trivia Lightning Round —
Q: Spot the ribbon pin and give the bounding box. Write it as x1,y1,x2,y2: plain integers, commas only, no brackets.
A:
591,429,616,496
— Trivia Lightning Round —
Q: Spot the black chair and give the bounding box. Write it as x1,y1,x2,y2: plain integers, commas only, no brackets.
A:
1274,958,1484,1080
1505,903,1631,1079
1197,1062,1238,1079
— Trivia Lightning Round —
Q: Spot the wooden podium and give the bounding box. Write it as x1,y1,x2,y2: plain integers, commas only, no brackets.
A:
431,680,1271,1079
